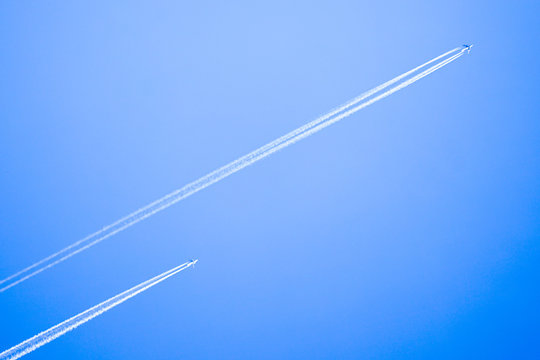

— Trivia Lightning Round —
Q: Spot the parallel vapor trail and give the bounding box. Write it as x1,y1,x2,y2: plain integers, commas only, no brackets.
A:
0,47,459,291
0,260,197,360
0,47,469,292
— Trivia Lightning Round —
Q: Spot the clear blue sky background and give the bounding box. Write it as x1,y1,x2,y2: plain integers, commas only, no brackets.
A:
1,1,539,359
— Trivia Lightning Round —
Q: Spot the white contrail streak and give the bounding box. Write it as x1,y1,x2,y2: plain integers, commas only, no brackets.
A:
0,47,461,290
0,47,469,292
0,260,197,360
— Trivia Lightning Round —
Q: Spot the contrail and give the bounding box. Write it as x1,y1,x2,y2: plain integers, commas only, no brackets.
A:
0,46,469,292
0,46,462,291
0,259,197,360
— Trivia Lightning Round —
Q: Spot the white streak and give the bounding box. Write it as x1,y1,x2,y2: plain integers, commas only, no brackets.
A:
0,260,197,360
0,47,468,292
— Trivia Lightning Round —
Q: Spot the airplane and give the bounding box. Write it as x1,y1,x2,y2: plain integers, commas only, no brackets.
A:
462,44,473,53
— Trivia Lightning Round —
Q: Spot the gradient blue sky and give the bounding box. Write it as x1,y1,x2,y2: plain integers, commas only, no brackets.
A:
1,1,539,359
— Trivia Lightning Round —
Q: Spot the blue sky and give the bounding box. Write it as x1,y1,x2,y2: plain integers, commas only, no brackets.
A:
1,1,539,359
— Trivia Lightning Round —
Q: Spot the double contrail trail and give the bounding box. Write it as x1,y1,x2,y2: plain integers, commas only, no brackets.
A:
0,259,197,360
0,46,469,292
